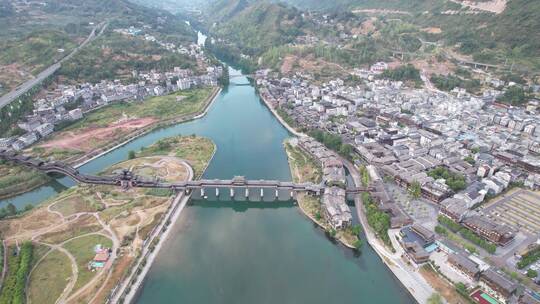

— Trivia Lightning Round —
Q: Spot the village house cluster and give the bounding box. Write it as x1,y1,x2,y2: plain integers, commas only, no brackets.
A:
256,63,540,304
297,137,351,229
0,66,222,151
114,24,208,60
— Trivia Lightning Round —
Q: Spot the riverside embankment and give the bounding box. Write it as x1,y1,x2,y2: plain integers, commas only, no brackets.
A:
258,83,432,303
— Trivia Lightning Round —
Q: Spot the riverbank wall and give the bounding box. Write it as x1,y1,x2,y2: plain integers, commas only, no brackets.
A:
258,91,304,137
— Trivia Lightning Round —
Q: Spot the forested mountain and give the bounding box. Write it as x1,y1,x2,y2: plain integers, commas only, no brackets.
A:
206,1,307,55
200,0,539,74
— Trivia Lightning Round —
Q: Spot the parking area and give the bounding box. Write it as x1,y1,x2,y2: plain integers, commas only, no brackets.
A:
483,190,540,235
386,183,438,229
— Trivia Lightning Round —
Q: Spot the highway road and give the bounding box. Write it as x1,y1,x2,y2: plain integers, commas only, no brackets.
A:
0,22,108,110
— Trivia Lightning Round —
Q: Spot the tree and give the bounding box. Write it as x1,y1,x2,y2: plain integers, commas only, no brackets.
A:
464,156,475,165
359,165,370,187
339,144,353,157
408,181,421,199
6,203,16,216
351,225,362,235
497,86,527,106
427,293,443,304
328,228,337,238
455,282,467,294
353,239,362,250
128,150,136,160
527,269,538,278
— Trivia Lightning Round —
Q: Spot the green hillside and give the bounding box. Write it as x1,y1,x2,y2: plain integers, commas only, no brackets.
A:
207,1,307,55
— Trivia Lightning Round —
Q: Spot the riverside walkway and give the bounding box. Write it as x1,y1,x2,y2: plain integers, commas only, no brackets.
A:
0,150,371,197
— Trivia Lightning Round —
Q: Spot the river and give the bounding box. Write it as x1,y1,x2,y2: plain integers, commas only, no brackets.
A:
2,32,415,303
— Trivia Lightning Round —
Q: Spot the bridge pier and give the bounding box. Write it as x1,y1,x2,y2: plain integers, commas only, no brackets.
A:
290,190,294,198
275,189,279,199
200,188,205,197
230,188,234,198
245,188,249,198
216,188,220,197
260,188,264,198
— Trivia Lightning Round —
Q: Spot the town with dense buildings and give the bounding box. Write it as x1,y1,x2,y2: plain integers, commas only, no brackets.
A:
256,61,540,304
1,0,540,303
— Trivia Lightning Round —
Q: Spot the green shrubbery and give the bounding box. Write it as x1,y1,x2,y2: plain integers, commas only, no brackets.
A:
430,74,481,93
308,129,353,159
362,192,391,246
0,242,33,304
497,86,529,106
428,167,466,192
517,246,540,269
380,64,421,83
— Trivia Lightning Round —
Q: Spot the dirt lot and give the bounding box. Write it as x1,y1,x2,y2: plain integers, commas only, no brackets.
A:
421,27,443,34
411,58,456,76
419,266,470,304
449,0,507,14
39,117,156,152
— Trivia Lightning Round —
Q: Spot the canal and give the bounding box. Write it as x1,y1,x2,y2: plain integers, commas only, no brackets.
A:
2,34,416,303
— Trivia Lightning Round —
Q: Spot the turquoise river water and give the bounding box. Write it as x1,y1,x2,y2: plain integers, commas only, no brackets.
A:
1,36,415,303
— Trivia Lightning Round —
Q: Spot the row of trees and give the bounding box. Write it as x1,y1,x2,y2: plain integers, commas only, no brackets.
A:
437,216,496,254
0,242,33,304
362,192,391,246
358,165,370,187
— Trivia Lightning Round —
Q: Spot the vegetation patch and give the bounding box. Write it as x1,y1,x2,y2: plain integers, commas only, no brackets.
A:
428,167,466,192
28,249,72,304
39,215,102,244
362,192,391,246
517,246,540,269
0,242,33,304
0,163,49,201
136,135,215,178
50,194,104,217
380,64,421,84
